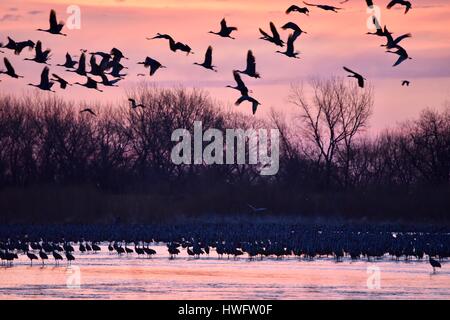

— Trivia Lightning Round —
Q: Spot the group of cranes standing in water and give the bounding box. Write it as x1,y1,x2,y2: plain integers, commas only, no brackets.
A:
0,220,447,274
1,1,413,114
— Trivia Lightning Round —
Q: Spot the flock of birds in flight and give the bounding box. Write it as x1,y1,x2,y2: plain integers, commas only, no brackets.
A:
0,0,414,115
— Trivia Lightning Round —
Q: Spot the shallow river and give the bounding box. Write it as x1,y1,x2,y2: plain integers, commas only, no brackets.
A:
0,245,448,299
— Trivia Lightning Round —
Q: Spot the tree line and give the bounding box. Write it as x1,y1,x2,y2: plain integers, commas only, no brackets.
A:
0,80,449,223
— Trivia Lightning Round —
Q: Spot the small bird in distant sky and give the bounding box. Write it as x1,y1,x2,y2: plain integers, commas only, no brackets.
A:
80,108,97,116
402,80,410,86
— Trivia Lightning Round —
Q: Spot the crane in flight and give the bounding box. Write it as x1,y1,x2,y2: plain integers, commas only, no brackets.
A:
194,46,217,72
209,18,237,39
37,9,66,36
343,67,366,88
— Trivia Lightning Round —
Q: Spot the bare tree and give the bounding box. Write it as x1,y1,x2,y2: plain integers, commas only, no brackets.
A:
289,77,373,187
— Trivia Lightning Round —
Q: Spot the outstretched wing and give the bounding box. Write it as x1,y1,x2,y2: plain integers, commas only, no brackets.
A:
235,96,247,106
220,18,227,31
386,0,396,9
49,9,58,29
259,28,270,39
247,50,256,73
233,70,245,88
286,5,299,14
41,66,50,85
204,46,213,66
4,58,15,74
269,22,281,39
343,66,357,76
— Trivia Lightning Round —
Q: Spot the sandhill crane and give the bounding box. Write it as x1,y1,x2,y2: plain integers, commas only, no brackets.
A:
1,37,35,55
29,66,55,92
0,58,23,78
343,66,366,88
150,33,194,55
57,52,78,68
235,95,261,115
282,22,308,37
259,22,284,47
128,98,146,109
387,45,411,67
27,252,39,266
303,1,342,12
237,50,260,79
37,9,66,36
135,244,145,257
79,243,86,253
39,250,48,265
429,256,442,273
247,204,268,213
67,51,87,76
387,0,412,14
107,60,127,78
381,26,411,50
209,18,237,39
100,73,121,87
137,57,166,76
80,108,97,116
24,41,52,64
125,245,134,254
51,74,71,89
143,245,157,258
53,251,63,265
276,33,300,59
286,5,310,15
194,46,217,72
65,252,75,265
227,70,251,96
111,47,128,61
92,243,101,253
74,77,103,92
402,80,410,86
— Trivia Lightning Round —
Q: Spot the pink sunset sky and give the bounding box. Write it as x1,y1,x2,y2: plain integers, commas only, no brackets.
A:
0,0,449,133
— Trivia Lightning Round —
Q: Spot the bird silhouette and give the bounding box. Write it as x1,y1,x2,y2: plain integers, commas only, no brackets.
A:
68,51,87,76
303,1,342,12
209,18,237,39
37,9,66,36
387,45,412,67
1,37,35,55
111,47,128,61
429,256,442,273
237,50,260,79
194,46,217,72
259,22,284,47
39,250,48,266
26,252,39,266
128,98,146,109
138,57,166,76
80,108,97,116
402,80,410,86
24,41,52,65
282,22,308,37
381,26,411,50
51,74,71,89
276,33,301,59
74,77,103,92
0,58,23,78
150,33,194,55
387,0,412,14
227,70,251,96
65,252,75,265
100,73,122,87
286,5,310,15
29,67,55,92
52,251,63,265
235,95,261,115
57,52,78,68
247,204,268,213
343,66,366,88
